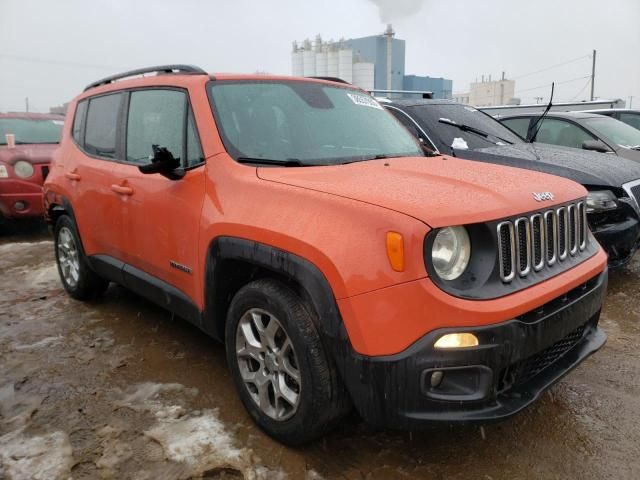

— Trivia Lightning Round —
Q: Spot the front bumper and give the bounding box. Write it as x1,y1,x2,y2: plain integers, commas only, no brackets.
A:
339,269,607,429
592,217,640,268
0,175,48,219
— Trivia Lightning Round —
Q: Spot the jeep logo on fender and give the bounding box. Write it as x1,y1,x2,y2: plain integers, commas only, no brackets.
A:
533,192,555,202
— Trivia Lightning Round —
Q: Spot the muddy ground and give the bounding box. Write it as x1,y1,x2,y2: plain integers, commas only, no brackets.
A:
1,222,639,480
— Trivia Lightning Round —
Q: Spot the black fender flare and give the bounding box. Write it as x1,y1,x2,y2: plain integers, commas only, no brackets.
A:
203,236,351,350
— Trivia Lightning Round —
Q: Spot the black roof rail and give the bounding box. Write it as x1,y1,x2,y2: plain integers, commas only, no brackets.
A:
84,64,207,91
308,76,351,85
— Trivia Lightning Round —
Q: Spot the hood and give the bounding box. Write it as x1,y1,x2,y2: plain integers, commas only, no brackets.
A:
453,142,640,187
257,156,586,228
0,143,58,165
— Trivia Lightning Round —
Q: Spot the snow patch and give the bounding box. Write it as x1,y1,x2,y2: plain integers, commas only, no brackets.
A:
451,137,469,150
13,335,62,351
0,241,52,255
23,264,59,287
0,429,72,480
146,413,243,466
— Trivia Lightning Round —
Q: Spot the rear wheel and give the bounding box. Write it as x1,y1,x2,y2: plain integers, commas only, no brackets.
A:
54,215,108,300
225,278,348,445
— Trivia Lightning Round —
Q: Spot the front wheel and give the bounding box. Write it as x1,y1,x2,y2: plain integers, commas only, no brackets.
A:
225,278,349,445
54,215,108,300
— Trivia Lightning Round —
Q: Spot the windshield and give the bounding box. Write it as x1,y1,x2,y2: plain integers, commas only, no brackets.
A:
208,81,423,165
0,118,63,145
406,103,522,150
582,116,640,148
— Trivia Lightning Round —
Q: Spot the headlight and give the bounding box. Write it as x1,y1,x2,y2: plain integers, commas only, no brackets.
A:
14,160,34,178
0,164,8,178
586,190,618,213
431,226,471,280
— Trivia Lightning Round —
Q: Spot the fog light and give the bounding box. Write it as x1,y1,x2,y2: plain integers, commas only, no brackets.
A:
14,201,27,211
430,370,444,387
434,332,479,349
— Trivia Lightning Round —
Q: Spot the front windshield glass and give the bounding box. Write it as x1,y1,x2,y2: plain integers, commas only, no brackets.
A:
0,118,63,145
407,103,522,150
208,81,423,165
582,116,640,148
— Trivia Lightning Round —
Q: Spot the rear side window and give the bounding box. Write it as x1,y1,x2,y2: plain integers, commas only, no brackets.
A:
85,93,122,158
72,100,87,145
126,89,185,165
501,117,530,139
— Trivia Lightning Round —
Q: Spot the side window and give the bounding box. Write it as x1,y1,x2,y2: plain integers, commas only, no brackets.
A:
72,100,88,145
501,117,530,139
126,89,185,165
186,108,204,167
85,93,122,159
619,113,640,131
537,118,596,149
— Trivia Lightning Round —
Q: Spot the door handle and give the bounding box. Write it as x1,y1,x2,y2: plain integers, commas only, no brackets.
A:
65,171,81,181
111,184,134,196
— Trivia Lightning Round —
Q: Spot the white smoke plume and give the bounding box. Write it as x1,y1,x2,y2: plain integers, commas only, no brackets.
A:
368,0,427,22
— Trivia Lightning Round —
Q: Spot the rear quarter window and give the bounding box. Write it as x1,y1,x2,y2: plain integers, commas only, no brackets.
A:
72,100,88,145
501,117,530,139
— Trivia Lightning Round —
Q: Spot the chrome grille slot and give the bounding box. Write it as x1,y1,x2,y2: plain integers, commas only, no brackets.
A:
530,214,544,271
497,222,515,282
514,218,531,276
544,210,557,266
578,201,587,250
497,201,588,283
557,207,568,260
568,204,578,255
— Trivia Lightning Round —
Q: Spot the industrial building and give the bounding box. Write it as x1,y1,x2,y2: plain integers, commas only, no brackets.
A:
291,26,453,99
454,74,517,107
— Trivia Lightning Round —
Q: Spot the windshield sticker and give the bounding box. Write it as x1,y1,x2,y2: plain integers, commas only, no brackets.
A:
451,137,469,150
52,120,64,125
346,93,383,110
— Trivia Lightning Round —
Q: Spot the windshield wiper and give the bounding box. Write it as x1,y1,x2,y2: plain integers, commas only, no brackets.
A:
236,157,309,167
526,83,554,143
438,118,513,145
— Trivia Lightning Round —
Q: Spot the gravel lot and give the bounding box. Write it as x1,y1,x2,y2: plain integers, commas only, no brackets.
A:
1,222,639,479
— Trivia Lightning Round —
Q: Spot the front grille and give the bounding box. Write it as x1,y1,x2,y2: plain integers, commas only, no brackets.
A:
630,184,640,211
499,324,587,391
497,201,588,283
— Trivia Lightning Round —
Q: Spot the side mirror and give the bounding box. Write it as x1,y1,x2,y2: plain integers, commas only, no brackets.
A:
582,139,610,153
138,145,184,180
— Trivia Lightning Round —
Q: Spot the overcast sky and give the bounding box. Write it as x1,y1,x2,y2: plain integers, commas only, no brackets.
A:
1,0,638,112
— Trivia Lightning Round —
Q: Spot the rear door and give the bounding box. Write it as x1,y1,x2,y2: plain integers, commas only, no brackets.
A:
120,88,206,303
67,92,131,261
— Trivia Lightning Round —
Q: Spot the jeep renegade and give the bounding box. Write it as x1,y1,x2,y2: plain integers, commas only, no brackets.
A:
44,65,608,445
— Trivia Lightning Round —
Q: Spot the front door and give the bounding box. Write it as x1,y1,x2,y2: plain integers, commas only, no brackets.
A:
119,88,206,304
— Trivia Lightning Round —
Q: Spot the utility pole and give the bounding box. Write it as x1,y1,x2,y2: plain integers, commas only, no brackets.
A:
25,97,29,113
590,49,596,101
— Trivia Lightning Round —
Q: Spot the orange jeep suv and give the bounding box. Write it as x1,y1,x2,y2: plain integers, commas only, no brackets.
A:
44,65,608,445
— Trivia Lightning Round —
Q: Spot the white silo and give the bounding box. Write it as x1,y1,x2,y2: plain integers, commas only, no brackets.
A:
352,62,375,91
337,48,353,83
291,42,303,77
327,43,339,78
316,46,328,77
302,39,316,76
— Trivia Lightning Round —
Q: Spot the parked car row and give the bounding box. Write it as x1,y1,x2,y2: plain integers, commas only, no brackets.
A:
0,66,636,445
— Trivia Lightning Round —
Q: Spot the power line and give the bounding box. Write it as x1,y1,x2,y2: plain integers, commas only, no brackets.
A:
570,78,593,102
0,53,126,71
512,54,591,80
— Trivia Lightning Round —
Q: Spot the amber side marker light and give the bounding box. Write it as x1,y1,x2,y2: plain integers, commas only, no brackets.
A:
434,333,479,349
386,232,405,272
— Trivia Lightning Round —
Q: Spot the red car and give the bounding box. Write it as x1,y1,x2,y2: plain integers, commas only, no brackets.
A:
0,112,64,220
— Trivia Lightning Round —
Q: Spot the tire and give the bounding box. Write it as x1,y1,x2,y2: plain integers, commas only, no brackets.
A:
54,215,108,300
225,278,349,445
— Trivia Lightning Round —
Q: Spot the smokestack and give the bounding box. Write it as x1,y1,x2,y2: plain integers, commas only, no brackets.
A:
384,23,395,90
